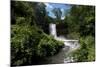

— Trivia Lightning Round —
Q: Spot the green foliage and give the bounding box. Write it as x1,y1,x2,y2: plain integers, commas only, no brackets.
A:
11,1,35,25
64,5,95,62
71,36,95,62
64,5,95,38
52,8,62,19
67,32,80,39
11,1,64,66
11,24,64,65
37,34,64,57
11,25,42,65
11,1,95,65
52,8,62,22
14,1,34,17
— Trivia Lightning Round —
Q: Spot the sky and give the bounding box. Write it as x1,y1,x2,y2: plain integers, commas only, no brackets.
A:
44,3,71,20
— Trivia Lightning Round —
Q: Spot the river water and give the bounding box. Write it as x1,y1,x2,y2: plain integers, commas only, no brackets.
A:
37,23,80,64
42,40,80,64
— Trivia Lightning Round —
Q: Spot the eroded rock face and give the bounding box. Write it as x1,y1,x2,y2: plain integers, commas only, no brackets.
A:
56,23,68,37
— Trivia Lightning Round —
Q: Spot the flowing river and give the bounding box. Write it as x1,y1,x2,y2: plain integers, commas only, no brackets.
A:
37,23,80,64
48,23,80,64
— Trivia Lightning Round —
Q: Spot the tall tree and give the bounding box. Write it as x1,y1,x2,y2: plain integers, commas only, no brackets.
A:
64,5,95,61
52,8,62,22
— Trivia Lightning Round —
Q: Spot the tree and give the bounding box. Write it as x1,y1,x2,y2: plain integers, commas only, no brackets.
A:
52,8,62,22
11,1,64,66
64,5,95,62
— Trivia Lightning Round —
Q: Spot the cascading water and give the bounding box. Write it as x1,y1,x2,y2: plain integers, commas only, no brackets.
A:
49,23,80,63
49,23,57,38
49,23,79,49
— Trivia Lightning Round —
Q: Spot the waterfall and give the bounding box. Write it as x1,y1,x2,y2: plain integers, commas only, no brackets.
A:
49,23,80,63
49,23,57,38
49,23,79,49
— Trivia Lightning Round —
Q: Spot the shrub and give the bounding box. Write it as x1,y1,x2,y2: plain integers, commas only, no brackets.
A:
11,25,64,66
37,34,64,57
71,36,95,62
11,25,42,65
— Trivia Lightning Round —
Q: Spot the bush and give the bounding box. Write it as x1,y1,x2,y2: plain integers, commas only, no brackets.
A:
71,36,95,62
11,25,64,66
37,34,64,57
11,25,42,65
67,32,80,39
11,1,64,66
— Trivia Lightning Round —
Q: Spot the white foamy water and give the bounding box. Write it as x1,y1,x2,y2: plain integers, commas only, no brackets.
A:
49,23,57,38
49,23,80,63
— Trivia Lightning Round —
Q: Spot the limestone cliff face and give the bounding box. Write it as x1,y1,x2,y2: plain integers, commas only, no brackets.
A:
56,23,68,37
